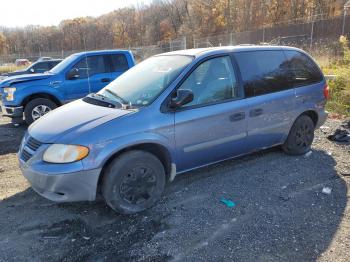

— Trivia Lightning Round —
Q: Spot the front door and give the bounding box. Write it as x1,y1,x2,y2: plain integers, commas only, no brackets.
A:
174,55,248,172
64,55,111,101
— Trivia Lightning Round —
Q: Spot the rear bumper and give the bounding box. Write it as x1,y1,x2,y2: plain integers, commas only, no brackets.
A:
1,105,23,118
316,110,328,129
20,163,101,202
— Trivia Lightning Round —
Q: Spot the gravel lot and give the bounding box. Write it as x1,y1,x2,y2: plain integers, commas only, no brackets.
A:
0,114,349,262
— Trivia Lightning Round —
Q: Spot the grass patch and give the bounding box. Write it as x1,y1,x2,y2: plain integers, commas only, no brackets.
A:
321,65,350,116
0,65,26,74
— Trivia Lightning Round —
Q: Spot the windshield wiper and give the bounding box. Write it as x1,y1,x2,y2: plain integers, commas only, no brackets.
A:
104,89,129,105
83,93,122,108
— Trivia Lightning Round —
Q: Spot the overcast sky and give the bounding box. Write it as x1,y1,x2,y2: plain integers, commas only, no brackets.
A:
0,0,148,28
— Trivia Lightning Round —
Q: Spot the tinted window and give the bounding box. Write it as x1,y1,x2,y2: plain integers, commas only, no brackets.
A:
32,62,50,72
49,61,61,69
110,54,129,71
235,51,291,97
71,55,107,79
178,56,239,107
284,51,323,87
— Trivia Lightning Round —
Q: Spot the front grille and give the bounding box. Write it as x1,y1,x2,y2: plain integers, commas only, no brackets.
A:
26,137,42,151
20,136,43,162
21,149,32,162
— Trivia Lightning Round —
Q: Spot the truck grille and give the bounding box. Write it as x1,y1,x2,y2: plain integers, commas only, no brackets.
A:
20,136,43,162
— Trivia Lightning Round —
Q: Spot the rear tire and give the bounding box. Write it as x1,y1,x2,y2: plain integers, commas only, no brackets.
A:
282,115,315,155
24,98,57,125
102,150,166,214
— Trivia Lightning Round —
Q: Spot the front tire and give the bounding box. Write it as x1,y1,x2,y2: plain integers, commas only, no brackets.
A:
24,98,57,125
282,115,315,155
102,150,166,214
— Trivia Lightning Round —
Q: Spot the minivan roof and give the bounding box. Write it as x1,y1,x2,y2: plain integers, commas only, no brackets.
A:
157,45,304,58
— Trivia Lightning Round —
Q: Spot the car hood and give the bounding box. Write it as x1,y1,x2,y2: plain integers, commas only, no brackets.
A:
0,72,53,86
29,99,133,143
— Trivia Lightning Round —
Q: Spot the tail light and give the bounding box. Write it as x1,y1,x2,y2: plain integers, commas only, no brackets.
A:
323,84,329,100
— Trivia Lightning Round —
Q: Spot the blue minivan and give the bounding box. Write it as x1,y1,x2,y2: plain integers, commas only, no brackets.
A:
18,46,328,214
1,50,135,125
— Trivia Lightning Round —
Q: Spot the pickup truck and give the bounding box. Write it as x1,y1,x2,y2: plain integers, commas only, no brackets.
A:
0,59,63,81
0,50,135,125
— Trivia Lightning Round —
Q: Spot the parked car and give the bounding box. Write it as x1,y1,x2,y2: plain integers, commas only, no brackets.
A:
15,59,31,67
0,59,62,79
0,50,135,125
36,57,53,62
18,46,328,214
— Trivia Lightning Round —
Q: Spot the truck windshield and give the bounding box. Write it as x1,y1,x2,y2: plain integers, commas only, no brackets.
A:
98,55,193,107
49,54,79,74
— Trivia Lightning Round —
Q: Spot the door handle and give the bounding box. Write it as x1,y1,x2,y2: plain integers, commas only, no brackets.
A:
230,112,245,122
249,108,263,117
101,78,111,83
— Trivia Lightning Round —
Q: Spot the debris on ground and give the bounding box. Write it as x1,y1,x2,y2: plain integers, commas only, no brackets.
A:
220,198,236,208
328,129,350,143
322,187,332,195
304,151,313,158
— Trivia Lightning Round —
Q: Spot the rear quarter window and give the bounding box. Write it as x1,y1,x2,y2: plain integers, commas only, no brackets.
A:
234,50,291,97
110,54,129,71
284,50,323,87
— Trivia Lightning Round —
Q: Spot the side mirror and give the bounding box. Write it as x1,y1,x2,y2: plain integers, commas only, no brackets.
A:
29,68,35,73
169,89,194,108
67,68,80,80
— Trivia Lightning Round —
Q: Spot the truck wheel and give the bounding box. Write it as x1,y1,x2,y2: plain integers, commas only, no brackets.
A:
102,150,166,214
282,115,315,155
24,98,57,125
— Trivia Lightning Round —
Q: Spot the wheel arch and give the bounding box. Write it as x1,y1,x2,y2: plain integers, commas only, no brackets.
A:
97,142,174,192
300,110,318,127
22,93,62,109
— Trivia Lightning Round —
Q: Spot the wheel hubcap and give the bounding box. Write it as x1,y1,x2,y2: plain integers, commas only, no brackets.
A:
31,105,51,120
295,123,313,148
120,166,157,204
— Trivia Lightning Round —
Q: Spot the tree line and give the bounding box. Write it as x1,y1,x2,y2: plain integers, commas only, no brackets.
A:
0,0,347,56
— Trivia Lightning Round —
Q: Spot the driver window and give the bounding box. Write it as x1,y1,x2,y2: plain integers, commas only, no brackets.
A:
178,56,238,107
71,55,106,79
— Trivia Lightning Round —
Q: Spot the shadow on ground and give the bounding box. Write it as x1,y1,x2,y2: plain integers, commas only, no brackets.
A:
0,121,26,155
0,148,347,261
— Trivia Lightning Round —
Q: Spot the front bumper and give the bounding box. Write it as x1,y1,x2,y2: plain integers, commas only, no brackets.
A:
20,161,101,202
1,105,23,118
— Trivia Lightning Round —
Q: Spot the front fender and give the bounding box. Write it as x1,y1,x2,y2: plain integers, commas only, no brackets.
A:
82,132,176,171
14,85,64,106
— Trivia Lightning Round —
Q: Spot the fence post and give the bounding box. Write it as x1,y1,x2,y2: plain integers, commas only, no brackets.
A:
262,27,265,43
342,7,348,36
230,32,233,45
193,38,196,48
183,36,187,49
310,19,315,50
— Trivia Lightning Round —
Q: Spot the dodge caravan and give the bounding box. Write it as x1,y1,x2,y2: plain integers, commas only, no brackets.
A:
18,46,328,214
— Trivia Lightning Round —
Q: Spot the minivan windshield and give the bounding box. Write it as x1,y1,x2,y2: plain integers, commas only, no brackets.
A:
49,54,79,74
98,55,193,107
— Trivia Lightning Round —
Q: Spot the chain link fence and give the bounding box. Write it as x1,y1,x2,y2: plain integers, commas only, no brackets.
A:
0,13,349,67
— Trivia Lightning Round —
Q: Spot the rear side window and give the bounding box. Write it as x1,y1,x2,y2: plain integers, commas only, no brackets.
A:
284,51,323,87
72,55,107,79
32,62,50,72
235,51,291,97
110,54,129,71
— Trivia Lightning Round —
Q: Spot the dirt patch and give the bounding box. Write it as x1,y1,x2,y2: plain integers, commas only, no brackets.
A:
0,115,349,261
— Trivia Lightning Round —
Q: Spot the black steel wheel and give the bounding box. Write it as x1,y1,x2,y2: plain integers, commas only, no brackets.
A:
282,115,315,155
102,150,166,214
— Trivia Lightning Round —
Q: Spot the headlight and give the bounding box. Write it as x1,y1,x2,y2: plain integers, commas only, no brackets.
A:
43,144,89,163
4,87,16,101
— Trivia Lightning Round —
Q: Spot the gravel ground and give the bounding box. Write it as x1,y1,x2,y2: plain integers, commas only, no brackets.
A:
0,114,349,262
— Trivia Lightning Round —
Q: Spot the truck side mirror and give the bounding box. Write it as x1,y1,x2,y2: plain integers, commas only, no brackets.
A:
67,68,80,80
